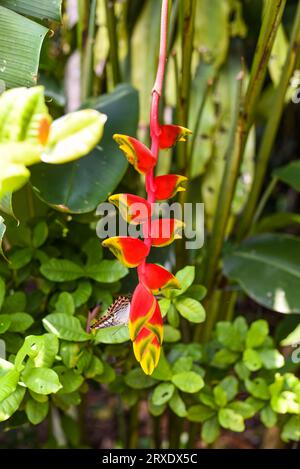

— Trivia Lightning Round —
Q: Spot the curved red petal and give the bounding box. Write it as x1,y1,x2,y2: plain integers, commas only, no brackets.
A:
159,125,192,149
102,236,149,267
113,134,156,174
141,263,180,293
154,174,188,200
143,218,185,247
129,283,156,340
109,193,151,224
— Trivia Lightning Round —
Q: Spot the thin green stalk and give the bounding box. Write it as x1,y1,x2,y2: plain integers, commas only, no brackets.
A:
238,1,300,239
128,402,139,449
252,176,278,228
177,0,196,169
244,0,287,131
105,0,122,86
81,0,97,101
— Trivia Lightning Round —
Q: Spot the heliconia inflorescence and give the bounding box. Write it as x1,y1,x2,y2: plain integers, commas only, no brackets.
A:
102,0,192,374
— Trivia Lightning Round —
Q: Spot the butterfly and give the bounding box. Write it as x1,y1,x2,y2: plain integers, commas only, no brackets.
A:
90,295,131,330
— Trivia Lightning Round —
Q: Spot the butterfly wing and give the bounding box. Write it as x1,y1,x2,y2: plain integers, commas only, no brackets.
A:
90,296,131,330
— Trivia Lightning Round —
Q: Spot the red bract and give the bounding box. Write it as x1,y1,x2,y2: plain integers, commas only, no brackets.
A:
159,124,192,149
102,0,191,375
102,236,149,268
154,174,188,200
113,134,156,174
140,263,180,293
109,193,151,224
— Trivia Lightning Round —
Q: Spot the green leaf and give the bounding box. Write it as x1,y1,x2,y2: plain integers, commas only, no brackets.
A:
42,110,107,164
151,351,173,381
275,160,300,192
246,320,269,348
25,398,49,425
174,296,206,323
93,325,129,344
85,356,104,378
167,266,195,298
32,221,48,248
201,417,220,445
8,312,33,332
172,371,204,394
86,260,128,283
148,400,166,417
215,376,239,404
0,385,25,422
42,313,90,342
1,0,62,22
83,238,103,265
59,342,81,369
185,285,207,301
40,259,84,282
224,234,300,314
54,292,75,315
234,361,250,381
280,323,300,346
0,276,5,309
187,404,215,422
243,348,263,371
56,368,84,394
0,7,48,88
124,368,156,390
260,405,277,428
0,313,11,333
169,390,187,417
0,216,6,259
281,416,300,442
218,408,245,432
172,357,193,374
22,367,62,394
258,348,284,370
245,378,270,400
163,325,181,343
72,281,92,308
167,303,180,327
216,320,245,352
31,84,139,213
152,383,175,406
31,333,59,368
228,401,256,419
158,298,171,318
211,348,239,368
0,369,19,402
0,192,17,221
3,291,26,313
9,247,33,269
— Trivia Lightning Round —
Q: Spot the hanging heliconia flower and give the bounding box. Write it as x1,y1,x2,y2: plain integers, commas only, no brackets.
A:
102,0,192,375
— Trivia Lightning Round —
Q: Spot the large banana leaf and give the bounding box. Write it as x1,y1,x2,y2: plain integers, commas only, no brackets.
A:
0,1,62,89
30,84,139,214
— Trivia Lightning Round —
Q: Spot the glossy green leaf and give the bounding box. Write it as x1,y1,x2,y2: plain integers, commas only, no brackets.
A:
201,417,220,444
8,312,33,332
169,390,187,418
275,160,300,192
0,385,25,422
246,320,269,348
25,398,49,425
218,408,245,432
42,313,90,342
32,221,48,248
281,416,300,442
72,281,92,308
224,234,300,313
0,7,48,88
40,259,84,282
245,378,270,400
31,84,139,213
260,405,277,428
187,404,215,423
243,349,263,372
93,325,129,344
172,371,204,394
85,260,128,283
31,333,59,368
0,369,19,402
22,366,61,395
124,368,156,390
174,296,206,323
1,0,62,22
152,383,175,406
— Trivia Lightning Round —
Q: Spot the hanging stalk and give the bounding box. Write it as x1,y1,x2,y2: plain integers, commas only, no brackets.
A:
237,1,300,239
201,0,287,296
81,0,97,101
105,0,122,86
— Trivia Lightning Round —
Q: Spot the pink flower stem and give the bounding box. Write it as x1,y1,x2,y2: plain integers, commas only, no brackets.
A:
138,0,169,280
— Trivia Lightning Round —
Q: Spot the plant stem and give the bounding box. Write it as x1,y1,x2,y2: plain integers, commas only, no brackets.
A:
237,1,300,239
81,0,97,101
177,0,196,170
138,0,169,280
105,0,122,86
252,176,278,229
